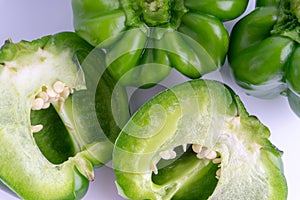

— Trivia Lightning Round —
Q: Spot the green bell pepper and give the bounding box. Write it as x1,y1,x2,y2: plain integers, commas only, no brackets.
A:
0,32,129,199
72,0,249,87
228,0,300,117
113,79,287,200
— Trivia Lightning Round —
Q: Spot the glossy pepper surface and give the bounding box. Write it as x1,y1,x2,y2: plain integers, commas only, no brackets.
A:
113,79,287,200
0,32,129,199
72,0,249,87
228,0,300,117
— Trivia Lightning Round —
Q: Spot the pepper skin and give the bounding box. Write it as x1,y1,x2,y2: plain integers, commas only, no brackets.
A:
228,0,300,117
0,32,129,199
113,79,287,200
72,0,249,87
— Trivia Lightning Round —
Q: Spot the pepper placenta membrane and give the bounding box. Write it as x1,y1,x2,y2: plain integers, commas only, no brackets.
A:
113,79,287,200
228,0,300,117
0,32,129,199
72,0,249,87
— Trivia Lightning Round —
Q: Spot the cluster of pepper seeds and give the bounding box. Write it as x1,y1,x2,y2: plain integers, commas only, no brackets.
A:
152,144,222,180
31,81,73,133
192,144,222,179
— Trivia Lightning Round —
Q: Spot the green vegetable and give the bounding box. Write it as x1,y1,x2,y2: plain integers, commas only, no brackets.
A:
72,0,249,87
228,0,300,117
113,79,287,200
0,32,129,199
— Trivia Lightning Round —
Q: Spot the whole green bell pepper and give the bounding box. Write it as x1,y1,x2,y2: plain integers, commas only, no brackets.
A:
228,0,300,117
72,0,249,87
0,32,129,199
113,79,287,200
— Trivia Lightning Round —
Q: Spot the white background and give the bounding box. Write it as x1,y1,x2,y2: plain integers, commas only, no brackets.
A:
0,0,299,200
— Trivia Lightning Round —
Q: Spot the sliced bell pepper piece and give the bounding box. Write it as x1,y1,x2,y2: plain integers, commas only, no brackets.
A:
113,79,287,200
0,32,129,199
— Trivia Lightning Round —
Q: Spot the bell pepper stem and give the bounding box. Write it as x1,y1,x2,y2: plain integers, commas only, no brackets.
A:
121,0,186,27
139,0,170,26
270,0,300,43
291,0,300,22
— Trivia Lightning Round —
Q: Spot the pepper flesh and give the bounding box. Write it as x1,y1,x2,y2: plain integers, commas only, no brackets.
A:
113,79,287,200
228,0,300,117
0,32,129,199
72,0,249,87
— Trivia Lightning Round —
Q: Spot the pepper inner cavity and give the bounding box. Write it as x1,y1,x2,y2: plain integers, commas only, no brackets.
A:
29,80,76,164
151,144,222,180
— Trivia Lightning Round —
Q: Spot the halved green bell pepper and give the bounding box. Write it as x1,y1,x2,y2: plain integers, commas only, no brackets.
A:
72,0,249,87
113,79,287,200
0,32,129,199
228,0,300,117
